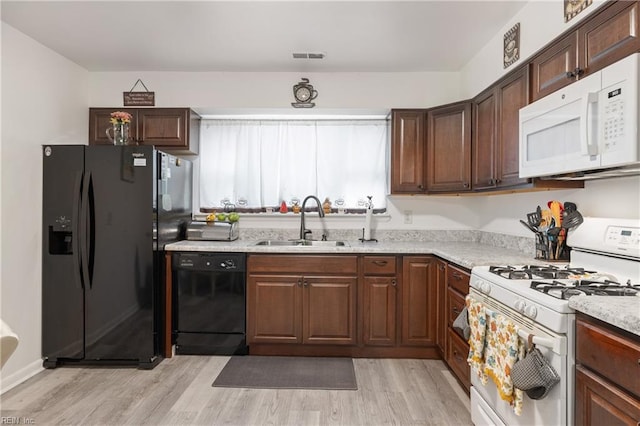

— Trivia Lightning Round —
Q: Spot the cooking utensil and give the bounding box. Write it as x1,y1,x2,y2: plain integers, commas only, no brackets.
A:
520,219,538,233
563,202,577,213
527,211,541,229
548,201,563,227
563,210,584,230
547,226,561,259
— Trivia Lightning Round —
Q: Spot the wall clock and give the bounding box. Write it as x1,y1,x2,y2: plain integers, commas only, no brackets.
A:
291,78,318,108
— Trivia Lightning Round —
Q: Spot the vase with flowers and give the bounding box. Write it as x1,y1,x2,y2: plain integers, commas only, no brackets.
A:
106,111,133,145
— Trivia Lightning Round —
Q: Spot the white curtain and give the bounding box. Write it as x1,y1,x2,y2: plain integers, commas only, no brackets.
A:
199,119,388,211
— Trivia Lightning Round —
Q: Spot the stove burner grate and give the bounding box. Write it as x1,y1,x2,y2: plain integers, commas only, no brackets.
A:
489,265,597,280
530,279,639,299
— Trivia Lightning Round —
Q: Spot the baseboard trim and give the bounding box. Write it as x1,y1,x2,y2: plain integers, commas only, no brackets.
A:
0,358,43,395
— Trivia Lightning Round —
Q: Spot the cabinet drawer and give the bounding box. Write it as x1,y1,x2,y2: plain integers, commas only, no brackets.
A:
447,328,470,390
248,255,358,274
447,264,470,294
447,287,466,330
362,256,397,275
576,316,640,398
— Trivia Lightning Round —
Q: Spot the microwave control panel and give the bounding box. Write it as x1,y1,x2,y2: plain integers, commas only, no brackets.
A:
602,85,625,150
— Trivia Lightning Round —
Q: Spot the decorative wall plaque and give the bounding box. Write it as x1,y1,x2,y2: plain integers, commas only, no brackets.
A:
123,79,155,106
565,0,592,23
503,23,520,69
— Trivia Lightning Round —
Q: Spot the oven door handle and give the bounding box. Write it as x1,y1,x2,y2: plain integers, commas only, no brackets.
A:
518,329,565,355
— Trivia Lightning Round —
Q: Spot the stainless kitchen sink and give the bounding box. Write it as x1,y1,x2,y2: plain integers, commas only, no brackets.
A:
255,239,349,247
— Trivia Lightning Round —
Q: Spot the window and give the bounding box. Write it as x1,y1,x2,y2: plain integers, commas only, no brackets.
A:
198,118,389,213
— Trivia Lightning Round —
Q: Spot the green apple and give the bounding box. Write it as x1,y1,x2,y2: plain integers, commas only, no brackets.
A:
228,212,240,222
216,213,227,221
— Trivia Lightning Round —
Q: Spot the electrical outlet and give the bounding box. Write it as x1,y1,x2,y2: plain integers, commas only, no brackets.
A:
403,210,413,224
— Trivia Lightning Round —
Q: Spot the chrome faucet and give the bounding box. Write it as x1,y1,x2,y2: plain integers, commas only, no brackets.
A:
299,195,325,240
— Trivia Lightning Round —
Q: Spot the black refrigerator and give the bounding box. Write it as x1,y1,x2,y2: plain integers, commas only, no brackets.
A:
42,145,191,369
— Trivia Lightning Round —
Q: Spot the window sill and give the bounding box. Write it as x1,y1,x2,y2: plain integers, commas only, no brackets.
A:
194,212,391,222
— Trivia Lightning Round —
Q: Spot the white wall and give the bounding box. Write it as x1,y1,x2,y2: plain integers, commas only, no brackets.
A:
89,71,462,113
0,22,88,392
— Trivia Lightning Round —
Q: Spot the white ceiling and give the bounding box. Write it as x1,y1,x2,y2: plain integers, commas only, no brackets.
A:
1,0,528,73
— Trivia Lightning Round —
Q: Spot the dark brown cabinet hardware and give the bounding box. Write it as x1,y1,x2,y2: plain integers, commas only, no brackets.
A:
297,279,302,287
373,260,388,266
391,279,397,287
565,67,585,79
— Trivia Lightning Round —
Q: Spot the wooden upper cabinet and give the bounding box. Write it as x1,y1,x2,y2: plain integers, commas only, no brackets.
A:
496,67,530,187
530,33,578,102
531,0,640,102
391,110,427,193
472,88,497,191
426,102,472,192
89,108,139,146
89,107,200,155
579,0,640,75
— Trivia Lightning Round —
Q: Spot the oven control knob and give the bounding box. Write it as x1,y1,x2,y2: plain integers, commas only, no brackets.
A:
524,304,538,319
514,299,526,313
480,281,491,294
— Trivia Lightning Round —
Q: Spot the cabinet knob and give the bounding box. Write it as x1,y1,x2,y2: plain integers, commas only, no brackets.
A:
439,265,445,272
297,279,302,287
488,178,495,185
566,67,584,79
418,184,424,190
303,280,308,287
463,182,469,188
391,279,397,287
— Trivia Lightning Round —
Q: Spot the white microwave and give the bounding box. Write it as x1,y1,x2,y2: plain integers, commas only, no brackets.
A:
519,53,639,179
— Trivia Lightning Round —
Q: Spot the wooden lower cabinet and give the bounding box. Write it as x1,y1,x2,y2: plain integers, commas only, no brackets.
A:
362,276,397,346
576,365,640,426
247,254,443,360
575,313,640,425
447,328,471,390
445,263,471,392
401,256,437,346
247,273,356,345
435,259,447,355
247,255,357,347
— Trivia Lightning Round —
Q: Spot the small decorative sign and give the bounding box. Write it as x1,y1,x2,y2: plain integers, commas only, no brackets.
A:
123,79,155,106
503,23,520,69
565,0,592,22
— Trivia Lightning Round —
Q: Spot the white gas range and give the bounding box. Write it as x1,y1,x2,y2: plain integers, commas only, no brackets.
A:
468,217,640,426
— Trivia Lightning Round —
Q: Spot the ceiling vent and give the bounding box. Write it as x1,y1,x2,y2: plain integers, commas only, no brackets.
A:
292,52,326,59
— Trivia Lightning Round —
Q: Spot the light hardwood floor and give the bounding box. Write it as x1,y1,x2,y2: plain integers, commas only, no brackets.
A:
1,357,471,425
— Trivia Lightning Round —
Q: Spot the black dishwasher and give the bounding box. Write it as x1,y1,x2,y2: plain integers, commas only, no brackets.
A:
173,252,248,355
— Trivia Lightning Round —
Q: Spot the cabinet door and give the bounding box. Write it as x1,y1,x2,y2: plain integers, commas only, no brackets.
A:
426,102,472,192
137,108,190,148
391,110,427,193
575,365,640,426
89,108,138,145
578,0,640,77
530,33,578,102
303,276,357,345
497,67,530,187
362,276,397,346
247,274,302,344
401,256,437,346
435,259,447,355
472,88,497,190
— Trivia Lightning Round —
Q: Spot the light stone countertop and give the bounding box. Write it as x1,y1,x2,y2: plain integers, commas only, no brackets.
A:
568,296,640,337
165,239,544,270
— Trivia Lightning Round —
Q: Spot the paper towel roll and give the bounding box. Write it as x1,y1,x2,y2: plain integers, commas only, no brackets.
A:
364,205,372,240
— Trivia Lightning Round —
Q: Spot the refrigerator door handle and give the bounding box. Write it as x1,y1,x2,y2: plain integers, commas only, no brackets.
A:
87,173,96,288
80,172,92,290
72,171,84,289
